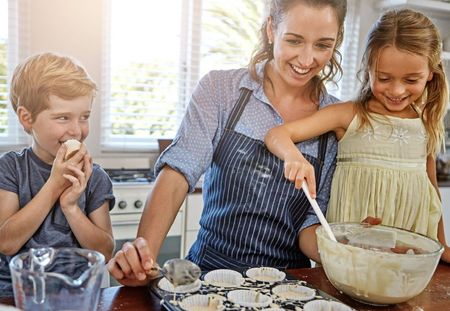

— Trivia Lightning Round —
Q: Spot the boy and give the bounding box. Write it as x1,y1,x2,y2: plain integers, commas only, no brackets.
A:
0,52,115,296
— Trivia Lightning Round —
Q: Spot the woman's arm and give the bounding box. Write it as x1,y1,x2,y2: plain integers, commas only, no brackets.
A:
298,224,321,263
426,155,450,262
108,166,189,286
264,102,354,196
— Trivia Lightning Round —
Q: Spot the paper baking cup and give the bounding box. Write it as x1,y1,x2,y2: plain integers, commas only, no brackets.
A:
303,300,353,311
271,284,315,301
203,269,245,287
227,289,272,308
158,277,202,293
179,294,225,311
246,267,286,283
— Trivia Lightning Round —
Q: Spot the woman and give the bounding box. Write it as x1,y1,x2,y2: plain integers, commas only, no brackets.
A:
108,0,347,286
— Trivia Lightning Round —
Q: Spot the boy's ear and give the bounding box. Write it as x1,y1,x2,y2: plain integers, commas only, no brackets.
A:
16,106,33,132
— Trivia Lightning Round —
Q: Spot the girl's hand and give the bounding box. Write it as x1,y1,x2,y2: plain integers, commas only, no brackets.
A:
59,154,93,212
283,154,317,197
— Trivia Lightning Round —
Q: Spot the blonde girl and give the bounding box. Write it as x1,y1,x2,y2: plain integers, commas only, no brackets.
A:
265,8,450,262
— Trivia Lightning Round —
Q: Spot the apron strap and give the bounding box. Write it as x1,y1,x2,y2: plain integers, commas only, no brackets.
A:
213,88,253,158
217,86,329,189
224,87,253,131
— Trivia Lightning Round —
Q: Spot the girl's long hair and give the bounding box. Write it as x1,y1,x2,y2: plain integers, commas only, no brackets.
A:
248,0,347,102
356,9,448,156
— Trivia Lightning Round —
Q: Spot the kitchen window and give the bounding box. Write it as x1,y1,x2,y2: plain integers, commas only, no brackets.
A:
0,0,28,149
102,0,360,152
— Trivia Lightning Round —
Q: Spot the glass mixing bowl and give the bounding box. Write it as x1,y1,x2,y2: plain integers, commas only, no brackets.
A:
316,223,443,305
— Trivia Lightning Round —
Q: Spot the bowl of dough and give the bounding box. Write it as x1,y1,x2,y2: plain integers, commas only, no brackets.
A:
316,223,443,305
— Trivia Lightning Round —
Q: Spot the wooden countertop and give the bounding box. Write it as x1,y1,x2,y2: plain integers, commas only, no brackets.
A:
2,263,449,310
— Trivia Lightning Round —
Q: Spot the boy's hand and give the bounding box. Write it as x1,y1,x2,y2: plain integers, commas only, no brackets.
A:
49,143,87,192
59,153,93,211
284,154,317,197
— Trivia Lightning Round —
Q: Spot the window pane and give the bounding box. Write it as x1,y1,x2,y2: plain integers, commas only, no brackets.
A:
200,0,263,76
106,0,182,146
0,0,8,136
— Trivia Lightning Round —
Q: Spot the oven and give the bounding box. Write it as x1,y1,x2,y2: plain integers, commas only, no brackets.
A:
105,169,185,286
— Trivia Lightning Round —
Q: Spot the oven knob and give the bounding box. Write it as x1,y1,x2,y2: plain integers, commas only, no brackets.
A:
118,201,127,209
134,200,143,209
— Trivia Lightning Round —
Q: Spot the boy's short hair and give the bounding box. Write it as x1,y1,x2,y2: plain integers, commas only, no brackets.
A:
9,52,97,121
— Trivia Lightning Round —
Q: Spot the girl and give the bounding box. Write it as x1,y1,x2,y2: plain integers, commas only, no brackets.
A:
265,8,450,262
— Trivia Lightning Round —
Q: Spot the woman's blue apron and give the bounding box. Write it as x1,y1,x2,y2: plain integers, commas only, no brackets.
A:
186,88,328,270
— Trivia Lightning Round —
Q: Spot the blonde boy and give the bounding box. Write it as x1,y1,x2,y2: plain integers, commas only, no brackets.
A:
0,53,115,296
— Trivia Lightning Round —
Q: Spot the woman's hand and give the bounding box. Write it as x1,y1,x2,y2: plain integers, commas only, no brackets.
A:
284,153,317,197
441,246,450,263
108,237,160,286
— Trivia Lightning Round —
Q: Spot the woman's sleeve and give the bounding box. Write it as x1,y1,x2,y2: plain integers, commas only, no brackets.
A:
154,71,223,192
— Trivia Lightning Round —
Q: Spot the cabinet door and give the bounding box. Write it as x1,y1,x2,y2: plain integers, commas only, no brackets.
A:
440,187,450,242
186,193,204,231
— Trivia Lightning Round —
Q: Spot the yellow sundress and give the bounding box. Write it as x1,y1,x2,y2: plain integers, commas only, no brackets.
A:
326,113,441,239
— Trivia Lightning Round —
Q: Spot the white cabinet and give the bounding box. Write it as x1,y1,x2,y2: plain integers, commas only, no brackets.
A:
439,187,450,241
183,193,204,256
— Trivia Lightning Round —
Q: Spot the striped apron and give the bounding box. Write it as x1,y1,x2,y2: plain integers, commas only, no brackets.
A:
186,88,328,270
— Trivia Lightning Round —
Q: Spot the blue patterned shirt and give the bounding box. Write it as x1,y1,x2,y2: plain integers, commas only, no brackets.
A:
155,62,339,231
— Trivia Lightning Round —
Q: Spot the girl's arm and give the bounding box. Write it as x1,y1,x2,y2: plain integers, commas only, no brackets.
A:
426,155,450,262
264,102,354,196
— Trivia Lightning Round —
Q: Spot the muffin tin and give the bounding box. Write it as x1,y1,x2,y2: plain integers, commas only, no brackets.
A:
149,267,355,311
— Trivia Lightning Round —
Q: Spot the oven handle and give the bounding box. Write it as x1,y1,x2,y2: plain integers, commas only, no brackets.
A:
111,220,141,226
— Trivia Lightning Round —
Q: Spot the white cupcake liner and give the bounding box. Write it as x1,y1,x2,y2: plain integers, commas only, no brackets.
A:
227,289,272,308
203,269,245,288
158,277,202,293
303,300,354,311
246,267,286,283
271,284,316,301
179,294,225,311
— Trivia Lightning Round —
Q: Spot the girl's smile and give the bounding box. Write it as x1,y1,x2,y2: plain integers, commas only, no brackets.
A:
369,46,432,117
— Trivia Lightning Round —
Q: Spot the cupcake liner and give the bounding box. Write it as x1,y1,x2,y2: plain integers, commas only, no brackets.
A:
203,269,245,288
246,267,286,283
158,277,202,293
303,300,354,311
179,294,225,311
271,284,316,301
227,289,272,308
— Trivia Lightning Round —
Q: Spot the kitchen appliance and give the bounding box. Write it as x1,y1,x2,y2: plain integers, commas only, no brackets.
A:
9,248,104,311
105,168,185,286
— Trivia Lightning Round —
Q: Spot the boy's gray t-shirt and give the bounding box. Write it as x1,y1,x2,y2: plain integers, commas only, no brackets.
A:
0,147,115,296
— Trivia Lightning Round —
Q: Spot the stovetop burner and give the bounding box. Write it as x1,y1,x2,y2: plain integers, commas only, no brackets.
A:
105,168,155,183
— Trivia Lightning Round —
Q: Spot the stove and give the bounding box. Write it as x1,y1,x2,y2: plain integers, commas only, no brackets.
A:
104,168,184,243
105,168,155,183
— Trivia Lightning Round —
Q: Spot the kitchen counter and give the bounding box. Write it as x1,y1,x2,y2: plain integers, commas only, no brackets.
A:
1,263,449,310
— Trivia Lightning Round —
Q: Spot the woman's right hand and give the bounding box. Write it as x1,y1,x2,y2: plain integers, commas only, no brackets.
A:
107,237,160,286
283,154,317,197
